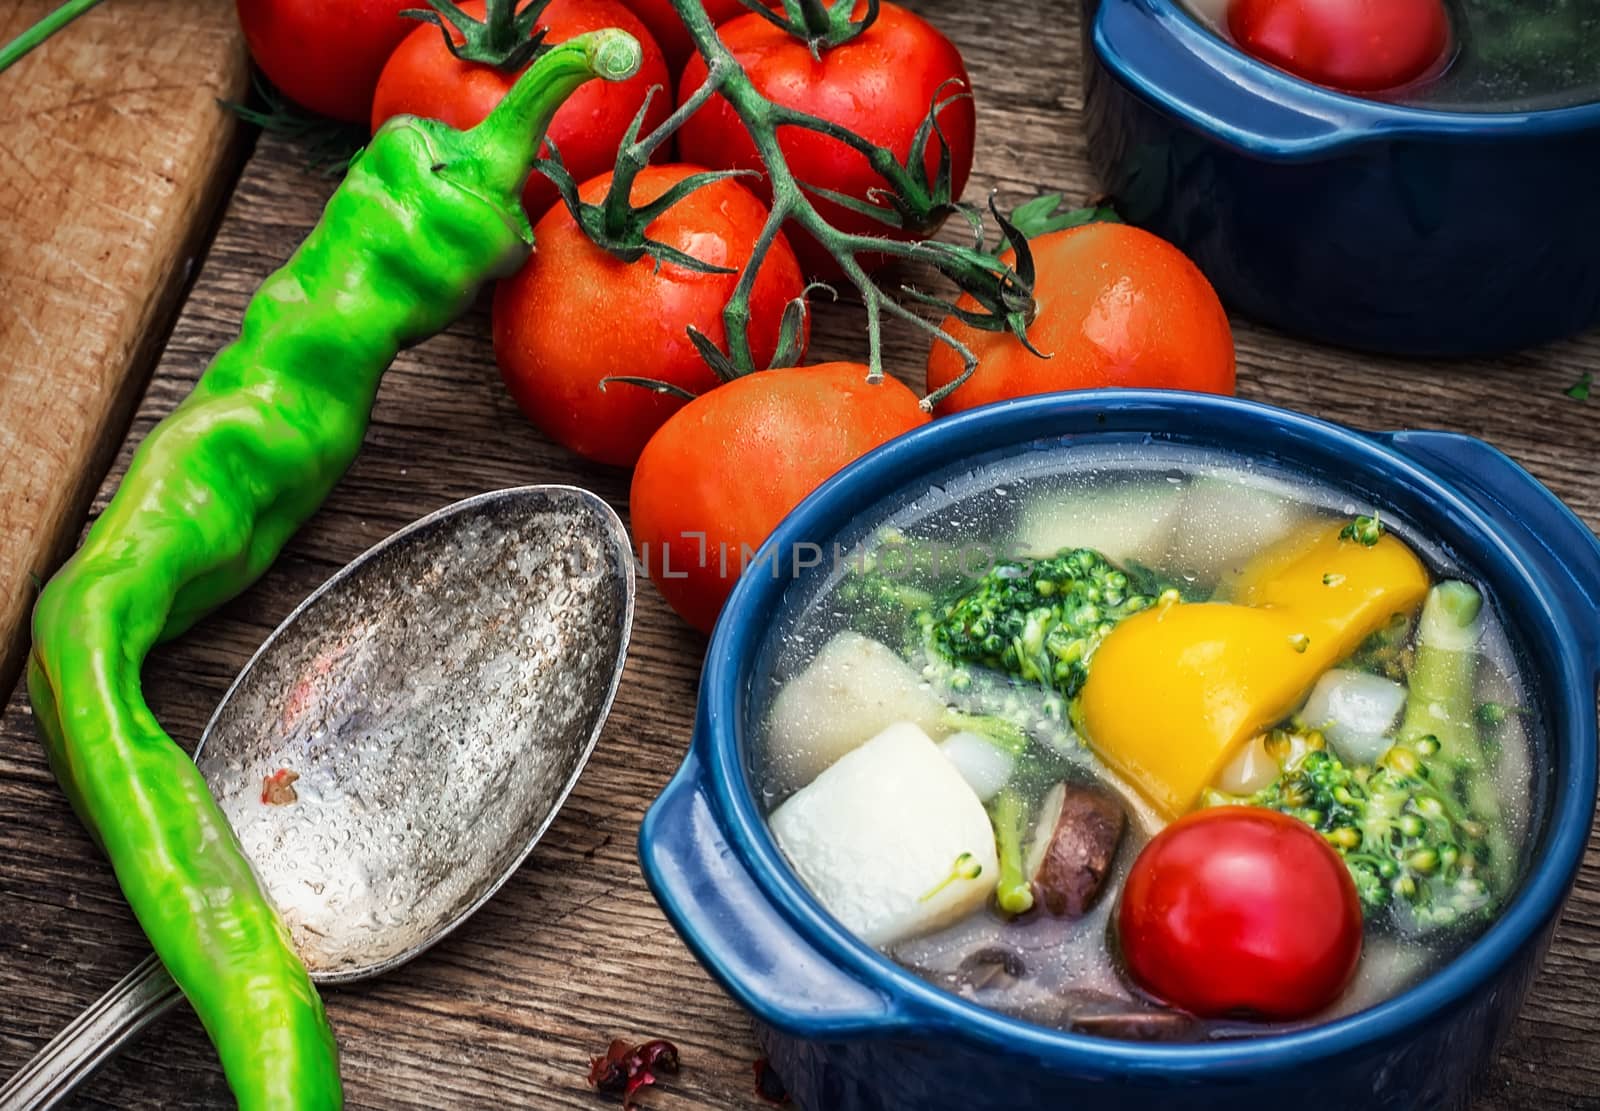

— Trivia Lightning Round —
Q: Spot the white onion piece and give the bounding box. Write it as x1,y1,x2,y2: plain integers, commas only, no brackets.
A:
939,732,1016,803
1301,669,1408,766
1215,734,1280,795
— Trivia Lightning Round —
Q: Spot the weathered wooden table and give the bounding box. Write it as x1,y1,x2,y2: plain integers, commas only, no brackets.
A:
2,2,1598,1108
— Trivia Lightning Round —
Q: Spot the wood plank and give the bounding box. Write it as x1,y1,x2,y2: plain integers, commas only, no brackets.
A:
0,0,249,698
2,1,1598,1107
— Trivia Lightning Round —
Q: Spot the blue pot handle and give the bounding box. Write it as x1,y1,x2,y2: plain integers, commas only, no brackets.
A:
1091,0,1376,159
1381,429,1600,657
639,752,914,1040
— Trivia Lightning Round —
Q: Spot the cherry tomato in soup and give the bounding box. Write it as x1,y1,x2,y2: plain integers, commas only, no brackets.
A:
493,164,806,467
236,0,416,122
676,2,975,276
1118,807,1363,1020
1227,0,1452,93
370,0,671,221
925,223,1235,415
621,0,749,73
630,363,928,633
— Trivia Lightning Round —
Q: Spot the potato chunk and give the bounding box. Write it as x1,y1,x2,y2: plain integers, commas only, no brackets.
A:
764,632,949,793
1016,482,1182,566
769,722,1000,948
1168,477,1304,583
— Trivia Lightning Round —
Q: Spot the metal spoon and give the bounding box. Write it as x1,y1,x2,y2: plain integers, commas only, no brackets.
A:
1,485,636,1110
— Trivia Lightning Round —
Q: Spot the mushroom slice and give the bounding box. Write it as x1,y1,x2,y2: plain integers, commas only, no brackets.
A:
1060,991,1199,1041
1023,783,1127,918
954,946,1028,994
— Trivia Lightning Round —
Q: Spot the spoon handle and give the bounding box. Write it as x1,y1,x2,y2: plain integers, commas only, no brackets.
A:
0,954,181,1110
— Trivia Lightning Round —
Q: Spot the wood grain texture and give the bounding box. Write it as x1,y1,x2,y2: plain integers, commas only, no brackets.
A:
0,0,248,700
2,1,1599,1108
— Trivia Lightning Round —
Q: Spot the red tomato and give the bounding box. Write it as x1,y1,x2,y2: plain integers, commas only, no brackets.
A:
493,164,807,466
925,223,1235,415
1227,0,1451,92
676,3,975,276
1118,808,1363,1020
630,363,929,632
622,0,749,73
370,0,671,221
237,0,416,122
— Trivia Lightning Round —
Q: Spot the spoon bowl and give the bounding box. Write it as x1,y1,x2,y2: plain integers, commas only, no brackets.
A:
1,484,635,1108
204,483,634,980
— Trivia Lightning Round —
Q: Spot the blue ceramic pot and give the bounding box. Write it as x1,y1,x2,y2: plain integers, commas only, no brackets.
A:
1078,0,1600,356
639,391,1600,1111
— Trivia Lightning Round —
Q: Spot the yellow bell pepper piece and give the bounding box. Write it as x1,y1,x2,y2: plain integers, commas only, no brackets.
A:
1078,521,1429,819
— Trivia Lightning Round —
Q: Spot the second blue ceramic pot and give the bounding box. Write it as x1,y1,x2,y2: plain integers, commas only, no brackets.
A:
1079,0,1600,356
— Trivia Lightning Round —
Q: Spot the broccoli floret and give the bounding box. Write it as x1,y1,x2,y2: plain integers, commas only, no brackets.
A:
1397,580,1515,915
834,544,1159,746
1349,611,1415,683
922,549,1163,699
1339,513,1385,546
831,529,945,651
1210,581,1508,935
832,570,934,650
989,787,1035,915
1398,581,1486,793
835,537,1164,697
919,655,1079,755
1222,731,1496,933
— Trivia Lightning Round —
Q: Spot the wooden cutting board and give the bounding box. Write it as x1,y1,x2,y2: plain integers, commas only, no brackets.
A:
0,0,248,699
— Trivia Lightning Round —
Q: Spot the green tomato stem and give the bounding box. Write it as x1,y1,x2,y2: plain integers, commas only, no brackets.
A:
720,196,789,374
407,0,553,71
767,100,933,211
757,0,881,55
789,0,835,40
596,67,730,251
0,0,106,75
477,0,530,56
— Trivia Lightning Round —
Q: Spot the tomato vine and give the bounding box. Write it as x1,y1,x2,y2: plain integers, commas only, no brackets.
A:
545,0,1044,410
684,0,1039,408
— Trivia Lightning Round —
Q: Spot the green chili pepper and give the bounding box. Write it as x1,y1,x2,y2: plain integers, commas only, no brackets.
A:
25,30,641,1110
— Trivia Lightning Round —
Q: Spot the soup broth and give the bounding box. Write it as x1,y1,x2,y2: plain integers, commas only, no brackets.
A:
1185,0,1600,113
753,445,1538,1041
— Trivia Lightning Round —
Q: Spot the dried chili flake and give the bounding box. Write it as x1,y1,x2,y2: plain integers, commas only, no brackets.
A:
587,1038,679,1109
752,1058,790,1104
261,768,299,805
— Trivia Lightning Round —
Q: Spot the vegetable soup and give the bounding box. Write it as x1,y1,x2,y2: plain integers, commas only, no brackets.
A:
752,445,1537,1041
